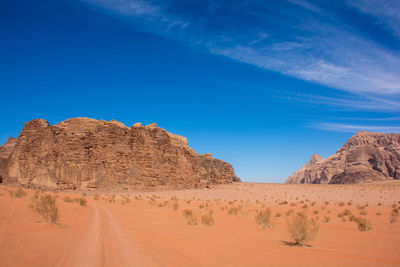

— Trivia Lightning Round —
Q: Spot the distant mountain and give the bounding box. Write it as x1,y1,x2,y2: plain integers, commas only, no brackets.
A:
0,118,240,189
286,131,400,184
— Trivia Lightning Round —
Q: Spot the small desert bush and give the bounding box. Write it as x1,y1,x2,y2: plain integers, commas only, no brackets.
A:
31,194,59,224
323,216,331,222
7,188,26,198
63,196,73,203
15,188,26,198
171,201,179,211
121,196,130,205
279,201,288,205
390,208,398,223
74,197,87,207
93,193,100,200
338,202,345,207
255,208,272,228
287,211,319,246
275,213,281,218
227,206,240,216
338,209,351,217
109,194,116,203
355,217,372,231
183,209,198,225
201,213,214,226
286,209,295,216
360,210,367,216
313,210,319,215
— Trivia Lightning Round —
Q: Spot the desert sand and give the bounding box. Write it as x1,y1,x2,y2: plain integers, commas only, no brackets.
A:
1,182,399,267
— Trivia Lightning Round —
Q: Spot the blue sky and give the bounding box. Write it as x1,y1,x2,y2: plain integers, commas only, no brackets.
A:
1,0,399,182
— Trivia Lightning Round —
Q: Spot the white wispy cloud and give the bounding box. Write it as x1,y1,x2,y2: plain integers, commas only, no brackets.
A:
316,122,400,133
347,0,400,38
81,0,400,111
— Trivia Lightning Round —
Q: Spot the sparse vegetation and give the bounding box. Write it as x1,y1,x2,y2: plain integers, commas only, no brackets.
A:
171,201,179,211
30,194,59,224
201,213,214,226
390,208,398,223
255,208,272,228
121,195,130,205
287,211,319,246
63,196,73,202
355,217,372,231
74,197,87,207
183,209,198,225
227,206,240,216
7,188,26,198
323,216,331,222
286,209,295,216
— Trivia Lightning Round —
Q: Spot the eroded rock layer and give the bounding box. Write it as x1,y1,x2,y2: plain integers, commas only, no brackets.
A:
1,118,240,189
286,131,400,184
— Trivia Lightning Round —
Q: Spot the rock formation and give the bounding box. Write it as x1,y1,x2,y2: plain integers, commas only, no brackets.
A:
1,118,240,189
286,131,400,184
0,137,17,184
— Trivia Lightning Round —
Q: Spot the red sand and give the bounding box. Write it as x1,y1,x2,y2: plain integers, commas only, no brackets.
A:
0,182,399,266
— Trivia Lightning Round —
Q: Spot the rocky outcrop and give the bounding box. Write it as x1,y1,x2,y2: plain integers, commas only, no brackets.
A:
286,131,400,184
2,118,240,189
0,137,17,183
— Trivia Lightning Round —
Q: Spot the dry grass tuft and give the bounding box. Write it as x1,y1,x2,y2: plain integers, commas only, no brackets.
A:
63,196,73,203
171,201,179,211
354,217,372,231
183,209,198,225
74,197,87,207
30,194,59,224
7,188,26,198
201,213,214,226
227,206,241,216
287,211,319,246
255,208,272,228
390,208,398,223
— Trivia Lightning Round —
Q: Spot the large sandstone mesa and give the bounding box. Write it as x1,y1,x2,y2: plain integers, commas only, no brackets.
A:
1,118,240,189
286,131,400,184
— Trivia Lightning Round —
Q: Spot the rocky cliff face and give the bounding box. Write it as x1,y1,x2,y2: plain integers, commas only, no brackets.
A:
286,131,400,184
0,137,17,183
1,118,240,189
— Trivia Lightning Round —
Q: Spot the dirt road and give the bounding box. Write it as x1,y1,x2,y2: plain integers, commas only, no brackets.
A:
53,203,151,267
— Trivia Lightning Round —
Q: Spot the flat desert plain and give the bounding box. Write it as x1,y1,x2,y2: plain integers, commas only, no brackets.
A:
1,182,399,267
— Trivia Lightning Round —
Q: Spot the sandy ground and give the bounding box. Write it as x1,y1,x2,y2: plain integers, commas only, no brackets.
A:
0,182,399,266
